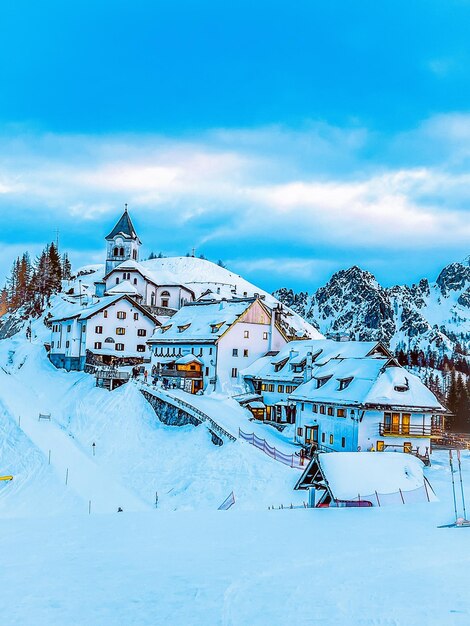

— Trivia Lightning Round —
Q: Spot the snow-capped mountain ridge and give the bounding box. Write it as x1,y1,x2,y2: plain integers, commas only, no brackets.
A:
274,258,470,356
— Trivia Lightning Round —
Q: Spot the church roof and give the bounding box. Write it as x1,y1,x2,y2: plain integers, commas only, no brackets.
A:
105,208,141,242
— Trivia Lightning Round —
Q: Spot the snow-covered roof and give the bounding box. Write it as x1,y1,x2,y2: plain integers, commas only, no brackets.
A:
318,452,430,499
148,299,257,343
291,357,444,410
77,295,124,320
175,354,203,365
51,294,158,324
242,339,388,382
108,256,321,340
106,280,141,296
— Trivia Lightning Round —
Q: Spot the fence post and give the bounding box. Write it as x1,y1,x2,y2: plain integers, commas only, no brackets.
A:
423,478,430,502
48,450,51,465
375,490,381,507
88,500,91,515
65,468,69,485
399,488,405,504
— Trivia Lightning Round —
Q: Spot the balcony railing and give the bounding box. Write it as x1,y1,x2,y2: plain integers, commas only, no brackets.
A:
160,368,202,379
379,423,444,438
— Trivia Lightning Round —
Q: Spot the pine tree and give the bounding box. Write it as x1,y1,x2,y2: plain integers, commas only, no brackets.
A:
48,242,62,293
0,286,8,316
62,253,72,280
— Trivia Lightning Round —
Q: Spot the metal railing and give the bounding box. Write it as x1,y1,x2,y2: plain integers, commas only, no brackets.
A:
95,369,130,381
137,381,236,441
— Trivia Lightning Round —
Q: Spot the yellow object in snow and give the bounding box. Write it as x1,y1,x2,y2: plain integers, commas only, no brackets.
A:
0,475,13,481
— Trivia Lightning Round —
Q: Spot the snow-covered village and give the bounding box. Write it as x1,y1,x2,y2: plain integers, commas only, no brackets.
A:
2,3,470,626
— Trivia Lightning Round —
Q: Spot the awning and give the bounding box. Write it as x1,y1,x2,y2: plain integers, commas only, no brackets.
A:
247,401,265,409
175,354,203,365
233,392,263,405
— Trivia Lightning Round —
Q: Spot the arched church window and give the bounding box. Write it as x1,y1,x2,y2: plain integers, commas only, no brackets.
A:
132,250,137,260
113,247,118,257
116,278,120,284
119,247,124,256
133,278,137,285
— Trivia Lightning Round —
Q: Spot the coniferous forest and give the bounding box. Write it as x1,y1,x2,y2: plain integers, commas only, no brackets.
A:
0,243,72,317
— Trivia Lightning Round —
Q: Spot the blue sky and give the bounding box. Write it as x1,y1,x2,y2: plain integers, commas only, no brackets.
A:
0,0,469,292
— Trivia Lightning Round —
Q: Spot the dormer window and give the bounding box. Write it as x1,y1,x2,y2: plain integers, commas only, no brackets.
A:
160,324,172,333
394,377,409,393
178,323,191,333
338,377,353,391
315,376,332,389
274,357,288,372
211,322,225,333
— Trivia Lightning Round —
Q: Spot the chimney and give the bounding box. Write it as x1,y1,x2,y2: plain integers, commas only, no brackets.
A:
304,351,313,383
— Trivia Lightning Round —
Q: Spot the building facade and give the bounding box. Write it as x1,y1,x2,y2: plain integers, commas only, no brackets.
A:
49,295,158,371
242,340,390,424
148,297,288,393
291,355,446,459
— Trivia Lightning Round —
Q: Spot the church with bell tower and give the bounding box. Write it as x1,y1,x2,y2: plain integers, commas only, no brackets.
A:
105,205,142,275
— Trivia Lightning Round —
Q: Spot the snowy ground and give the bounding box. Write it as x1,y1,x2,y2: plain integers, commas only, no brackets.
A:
1,320,470,625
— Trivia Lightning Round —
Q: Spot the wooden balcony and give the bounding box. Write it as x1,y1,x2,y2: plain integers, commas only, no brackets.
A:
379,423,444,438
160,368,202,379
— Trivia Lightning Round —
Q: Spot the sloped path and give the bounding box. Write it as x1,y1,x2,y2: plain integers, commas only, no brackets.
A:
0,369,150,514
137,381,301,457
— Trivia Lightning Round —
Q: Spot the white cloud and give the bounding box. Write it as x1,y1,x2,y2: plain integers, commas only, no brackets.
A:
0,120,469,287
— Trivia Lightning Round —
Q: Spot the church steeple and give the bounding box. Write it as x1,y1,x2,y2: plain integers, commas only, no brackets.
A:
105,206,142,275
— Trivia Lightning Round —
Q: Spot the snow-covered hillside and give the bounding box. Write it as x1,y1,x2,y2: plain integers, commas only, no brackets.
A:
0,312,305,516
275,257,470,355
1,263,470,625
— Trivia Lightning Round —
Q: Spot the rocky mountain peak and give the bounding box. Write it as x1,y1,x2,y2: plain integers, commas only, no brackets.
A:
274,256,470,356
436,262,470,296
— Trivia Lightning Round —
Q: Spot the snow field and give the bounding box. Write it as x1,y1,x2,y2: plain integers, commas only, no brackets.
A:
1,311,470,625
